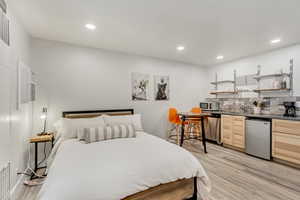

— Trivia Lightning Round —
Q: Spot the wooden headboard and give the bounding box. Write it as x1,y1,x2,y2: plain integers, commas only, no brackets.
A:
62,109,134,119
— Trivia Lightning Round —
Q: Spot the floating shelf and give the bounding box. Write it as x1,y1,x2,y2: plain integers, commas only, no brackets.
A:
253,73,290,80
210,91,237,95
253,88,291,93
210,80,235,85
236,89,253,93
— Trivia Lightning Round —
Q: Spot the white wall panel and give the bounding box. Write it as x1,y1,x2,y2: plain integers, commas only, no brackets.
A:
0,66,10,167
207,45,300,97
0,3,32,189
30,39,208,138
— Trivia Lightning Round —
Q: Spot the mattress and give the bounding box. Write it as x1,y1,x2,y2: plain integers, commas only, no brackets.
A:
38,132,210,200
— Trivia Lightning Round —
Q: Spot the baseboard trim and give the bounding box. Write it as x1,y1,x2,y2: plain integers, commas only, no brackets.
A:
273,158,300,169
223,144,245,153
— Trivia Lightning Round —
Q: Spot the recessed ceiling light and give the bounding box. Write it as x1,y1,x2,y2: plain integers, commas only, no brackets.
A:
85,24,96,30
270,38,281,44
216,55,224,60
176,46,185,51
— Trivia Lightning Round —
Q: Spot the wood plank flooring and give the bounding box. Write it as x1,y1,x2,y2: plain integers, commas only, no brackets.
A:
16,142,300,200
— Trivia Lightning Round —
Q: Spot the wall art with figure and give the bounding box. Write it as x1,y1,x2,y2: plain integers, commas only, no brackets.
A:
131,73,150,101
154,75,169,101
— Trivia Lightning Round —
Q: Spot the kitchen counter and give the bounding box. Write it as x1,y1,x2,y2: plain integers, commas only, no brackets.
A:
206,111,300,121
213,109,300,167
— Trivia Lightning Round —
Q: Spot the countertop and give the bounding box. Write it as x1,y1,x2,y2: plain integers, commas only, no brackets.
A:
205,111,300,121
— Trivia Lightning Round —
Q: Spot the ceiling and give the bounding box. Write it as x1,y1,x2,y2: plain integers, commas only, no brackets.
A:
9,0,300,66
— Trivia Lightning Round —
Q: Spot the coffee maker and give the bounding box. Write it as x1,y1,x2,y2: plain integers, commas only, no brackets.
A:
283,102,296,117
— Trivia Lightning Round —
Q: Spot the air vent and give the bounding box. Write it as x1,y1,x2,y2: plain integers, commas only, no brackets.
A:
0,0,6,13
0,162,11,200
0,3,9,46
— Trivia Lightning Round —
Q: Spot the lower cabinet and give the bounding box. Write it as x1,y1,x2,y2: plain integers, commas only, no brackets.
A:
220,117,300,166
272,132,300,165
221,115,232,145
221,115,245,149
272,119,300,165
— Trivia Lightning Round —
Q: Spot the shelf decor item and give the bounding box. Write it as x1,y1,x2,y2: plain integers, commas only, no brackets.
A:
253,100,264,114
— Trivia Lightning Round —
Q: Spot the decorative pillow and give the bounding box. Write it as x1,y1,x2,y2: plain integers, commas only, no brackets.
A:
78,124,136,143
103,114,143,131
59,116,106,139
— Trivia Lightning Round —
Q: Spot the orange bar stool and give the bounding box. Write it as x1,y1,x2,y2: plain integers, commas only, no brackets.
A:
168,108,188,145
187,107,203,138
191,107,202,114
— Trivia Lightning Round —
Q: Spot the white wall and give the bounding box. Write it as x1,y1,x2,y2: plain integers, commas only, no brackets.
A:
0,5,32,192
207,45,300,97
30,38,208,138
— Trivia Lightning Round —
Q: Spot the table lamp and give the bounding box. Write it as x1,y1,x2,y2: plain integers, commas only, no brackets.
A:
39,107,48,135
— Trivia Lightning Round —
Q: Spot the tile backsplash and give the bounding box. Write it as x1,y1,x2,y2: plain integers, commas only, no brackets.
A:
206,96,300,115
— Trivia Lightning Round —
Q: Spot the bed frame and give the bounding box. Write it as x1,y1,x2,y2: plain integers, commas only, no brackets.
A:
62,109,135,118
62,109,198,200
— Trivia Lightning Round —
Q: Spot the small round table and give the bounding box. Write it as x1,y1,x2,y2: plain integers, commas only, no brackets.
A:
178,112,211,153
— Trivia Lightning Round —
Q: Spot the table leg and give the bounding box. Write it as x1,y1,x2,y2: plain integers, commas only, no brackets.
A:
180,116,186,146
34,142,38,172
51,137,54,148
201,117,207,153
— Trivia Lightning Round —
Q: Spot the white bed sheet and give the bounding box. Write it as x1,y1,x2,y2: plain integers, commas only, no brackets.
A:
38,132,211,200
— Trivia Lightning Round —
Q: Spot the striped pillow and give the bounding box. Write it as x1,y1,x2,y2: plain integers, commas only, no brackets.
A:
78,124,136,143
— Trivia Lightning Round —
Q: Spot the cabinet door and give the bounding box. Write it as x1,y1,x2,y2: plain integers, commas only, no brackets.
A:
272,132,300,165
232,116,245,149
221,115,232,145
272,119,300,136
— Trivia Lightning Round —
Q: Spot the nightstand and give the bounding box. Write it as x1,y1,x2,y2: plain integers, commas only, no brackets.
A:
29,133,54,179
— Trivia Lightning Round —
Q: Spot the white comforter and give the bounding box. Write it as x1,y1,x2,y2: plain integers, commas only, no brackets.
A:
38,132,211,200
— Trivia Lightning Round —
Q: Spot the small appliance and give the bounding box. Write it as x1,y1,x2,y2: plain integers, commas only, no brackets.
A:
283,102,296,117
200,102,220,111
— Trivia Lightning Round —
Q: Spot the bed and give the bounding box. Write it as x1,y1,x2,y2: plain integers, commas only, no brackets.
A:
37,109,210,200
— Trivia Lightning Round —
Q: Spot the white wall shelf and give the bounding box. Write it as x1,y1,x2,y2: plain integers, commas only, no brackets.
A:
255,59,294,97
210,80,235,85
253,88,291,93
253,73,291,81
210,70,237,98
210,91,237,95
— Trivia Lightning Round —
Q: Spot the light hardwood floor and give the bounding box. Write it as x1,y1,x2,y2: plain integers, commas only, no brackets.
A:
16,142,300,200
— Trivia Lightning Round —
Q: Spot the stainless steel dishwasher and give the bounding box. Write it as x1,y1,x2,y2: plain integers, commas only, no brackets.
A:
245,118,271,160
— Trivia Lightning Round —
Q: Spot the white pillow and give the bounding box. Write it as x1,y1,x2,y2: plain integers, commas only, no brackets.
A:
103,114,143,131
77,124,136,143
60,116,106,139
